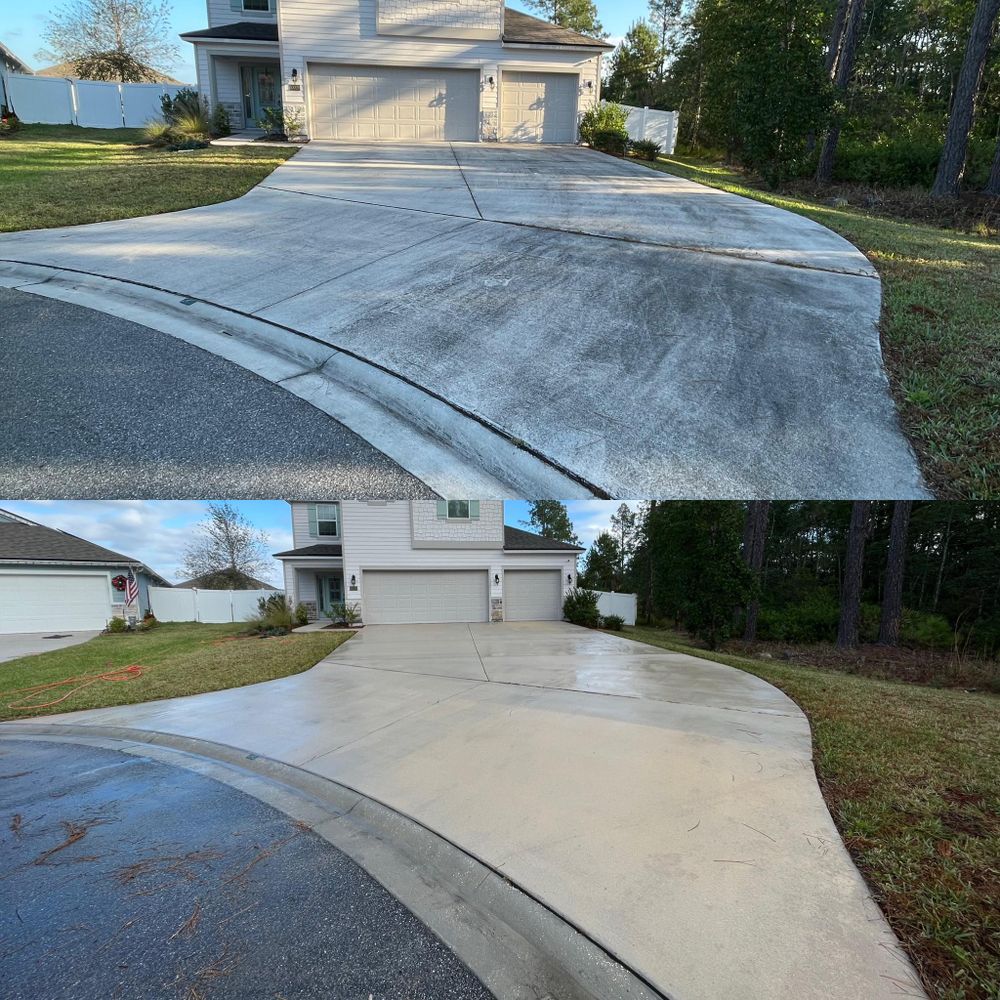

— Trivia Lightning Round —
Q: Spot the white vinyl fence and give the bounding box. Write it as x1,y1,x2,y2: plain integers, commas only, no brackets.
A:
620,104,679,155
594,591,637,626
149,587,281,624
1,72,188,127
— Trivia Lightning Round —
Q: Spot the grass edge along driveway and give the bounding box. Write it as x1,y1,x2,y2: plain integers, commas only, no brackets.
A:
620,625,999,1000
0,125,295,233
0,622,351,722
645,155,1000,501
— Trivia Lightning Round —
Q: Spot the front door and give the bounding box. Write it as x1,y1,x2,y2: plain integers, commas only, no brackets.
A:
317,575,343,618
241,64,280,126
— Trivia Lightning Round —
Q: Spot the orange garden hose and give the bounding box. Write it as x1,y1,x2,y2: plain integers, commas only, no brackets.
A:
4,664,146,711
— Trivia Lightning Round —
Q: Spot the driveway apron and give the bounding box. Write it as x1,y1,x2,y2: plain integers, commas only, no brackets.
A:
0,143,928,498
18,622,926,1000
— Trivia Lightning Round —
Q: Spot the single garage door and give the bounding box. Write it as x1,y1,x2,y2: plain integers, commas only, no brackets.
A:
0,573,112,633
363,570,488,625
309,64,480,141
500,71,578,143
504,570,564,621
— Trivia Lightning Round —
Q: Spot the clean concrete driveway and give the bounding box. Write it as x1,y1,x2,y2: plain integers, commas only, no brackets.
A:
0,630,98,663
0,143,926,498
13,622,924,1000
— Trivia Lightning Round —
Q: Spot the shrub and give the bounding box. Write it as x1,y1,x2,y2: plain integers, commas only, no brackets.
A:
256,106,285,138
142,120,174,147
563,588,601,627
579,102,628,144
327,601,361,627
901,611,954,650
106,616,128,634
247,594,295,634
592,128,629,156
0,110,22,137
756,594,841,643
209,102,231,138
629,139,661,161
294,602,309,627
602,614,625,631
160,87,203,124
283,106,304,139
171,108,211,141
138,612,159,632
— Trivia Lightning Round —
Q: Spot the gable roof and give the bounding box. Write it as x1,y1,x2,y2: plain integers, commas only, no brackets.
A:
502,8,613,49
180,21,279,42
504,525,584,552
0,509,168,583
36,61,184,83
176,570,277,590
0,42,32,74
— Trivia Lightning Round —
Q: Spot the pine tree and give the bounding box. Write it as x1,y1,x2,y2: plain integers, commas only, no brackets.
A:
521,501,581,545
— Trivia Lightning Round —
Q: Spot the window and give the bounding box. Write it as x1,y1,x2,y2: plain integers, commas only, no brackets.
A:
242,0,270,10
308,503,339,538
447,500,471,519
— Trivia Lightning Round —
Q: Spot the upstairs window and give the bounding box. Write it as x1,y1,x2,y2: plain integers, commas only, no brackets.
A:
436,501,480,520
309,503,340,538
242,0,270,11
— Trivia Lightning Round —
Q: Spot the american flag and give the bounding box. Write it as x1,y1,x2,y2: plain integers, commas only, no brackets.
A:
124,568,139,605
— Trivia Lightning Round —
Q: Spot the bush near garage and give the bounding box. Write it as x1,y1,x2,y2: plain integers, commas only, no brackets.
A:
579,101,629,145
591,128,630,157
246,594,297,635
563,588,601,627
602,614,626,631
629,139,662,161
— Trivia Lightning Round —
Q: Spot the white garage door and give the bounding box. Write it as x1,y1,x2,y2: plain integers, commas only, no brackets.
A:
500,71,578,143
309,64,480,141
0,573,112,633
363,570,488,625
504,570,564,621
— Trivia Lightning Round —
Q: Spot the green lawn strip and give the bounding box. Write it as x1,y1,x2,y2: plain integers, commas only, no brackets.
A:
0,125,294,233
620,625,1000,1000
0,622,351,722
642,155,1000,500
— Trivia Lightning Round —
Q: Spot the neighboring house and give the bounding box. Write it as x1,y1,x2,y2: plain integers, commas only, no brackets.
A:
180,0,612,141
1,42,32,110
275,501,583,624
0,509,168,633
175,569,278,590
35,62,184,84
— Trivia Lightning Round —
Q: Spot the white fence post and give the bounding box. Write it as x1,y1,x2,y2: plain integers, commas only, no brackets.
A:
620,102,679,155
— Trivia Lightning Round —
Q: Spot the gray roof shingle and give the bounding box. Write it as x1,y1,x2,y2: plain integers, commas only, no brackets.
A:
273,543,344,558
180,21,279,42
502,8,613,49
504,525,584,552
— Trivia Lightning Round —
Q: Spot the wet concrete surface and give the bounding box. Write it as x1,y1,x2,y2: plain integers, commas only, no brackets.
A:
1,740,492,1000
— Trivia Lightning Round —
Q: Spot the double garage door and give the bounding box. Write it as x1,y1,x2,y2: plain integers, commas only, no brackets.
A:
361,569,564,624
0,573,112,633
308,65,578,143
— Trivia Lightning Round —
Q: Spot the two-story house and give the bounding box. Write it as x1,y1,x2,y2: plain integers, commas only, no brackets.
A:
180,0,611,142
274,500,583,624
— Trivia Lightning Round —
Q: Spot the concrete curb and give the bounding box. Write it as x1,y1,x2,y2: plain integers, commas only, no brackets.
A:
2,723,670,1000
0,260,598,500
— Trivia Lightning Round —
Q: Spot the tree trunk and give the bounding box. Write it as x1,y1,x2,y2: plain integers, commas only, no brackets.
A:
742,501,771,642
985,134,1000,195
837,501,872,649
816,0,867,185
825,0,851,76
878,501,913,645
930,0,1000,197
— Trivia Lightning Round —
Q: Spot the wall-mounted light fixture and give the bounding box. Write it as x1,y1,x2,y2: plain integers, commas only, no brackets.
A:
494,573,500,585
291,68,298,81
350,574,357,588
567,573,573,584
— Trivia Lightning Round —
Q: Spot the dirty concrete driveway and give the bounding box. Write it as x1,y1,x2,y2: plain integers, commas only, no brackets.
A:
0,631,98,663
1,739,493,1000
13,622,925,1000
0,143,927,498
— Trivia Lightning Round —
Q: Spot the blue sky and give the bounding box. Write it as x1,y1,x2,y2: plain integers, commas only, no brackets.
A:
4,0,643,83
0,500,620,586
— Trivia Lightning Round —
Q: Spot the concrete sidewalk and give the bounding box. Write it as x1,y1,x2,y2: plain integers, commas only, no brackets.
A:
0,142,928,498
18,622,926,1000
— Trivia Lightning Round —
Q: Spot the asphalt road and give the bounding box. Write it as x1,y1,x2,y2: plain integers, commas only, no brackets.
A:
1,739,494,1000
0,288,433,498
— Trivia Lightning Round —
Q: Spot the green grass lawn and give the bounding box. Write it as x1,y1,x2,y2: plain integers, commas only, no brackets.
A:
623,625,999,1000
643,155,1000,500
0,125,295,233
0,622,351,721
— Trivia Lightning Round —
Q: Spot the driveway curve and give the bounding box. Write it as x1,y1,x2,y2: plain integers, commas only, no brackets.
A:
0,142,927,498
9,623,926,1000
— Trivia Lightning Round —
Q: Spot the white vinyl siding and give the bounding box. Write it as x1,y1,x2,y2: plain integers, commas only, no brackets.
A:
207,0,275,26
363,569,488,624
500,70,578,143
308,64,479,140
0,572,112,633
504,569,563,621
